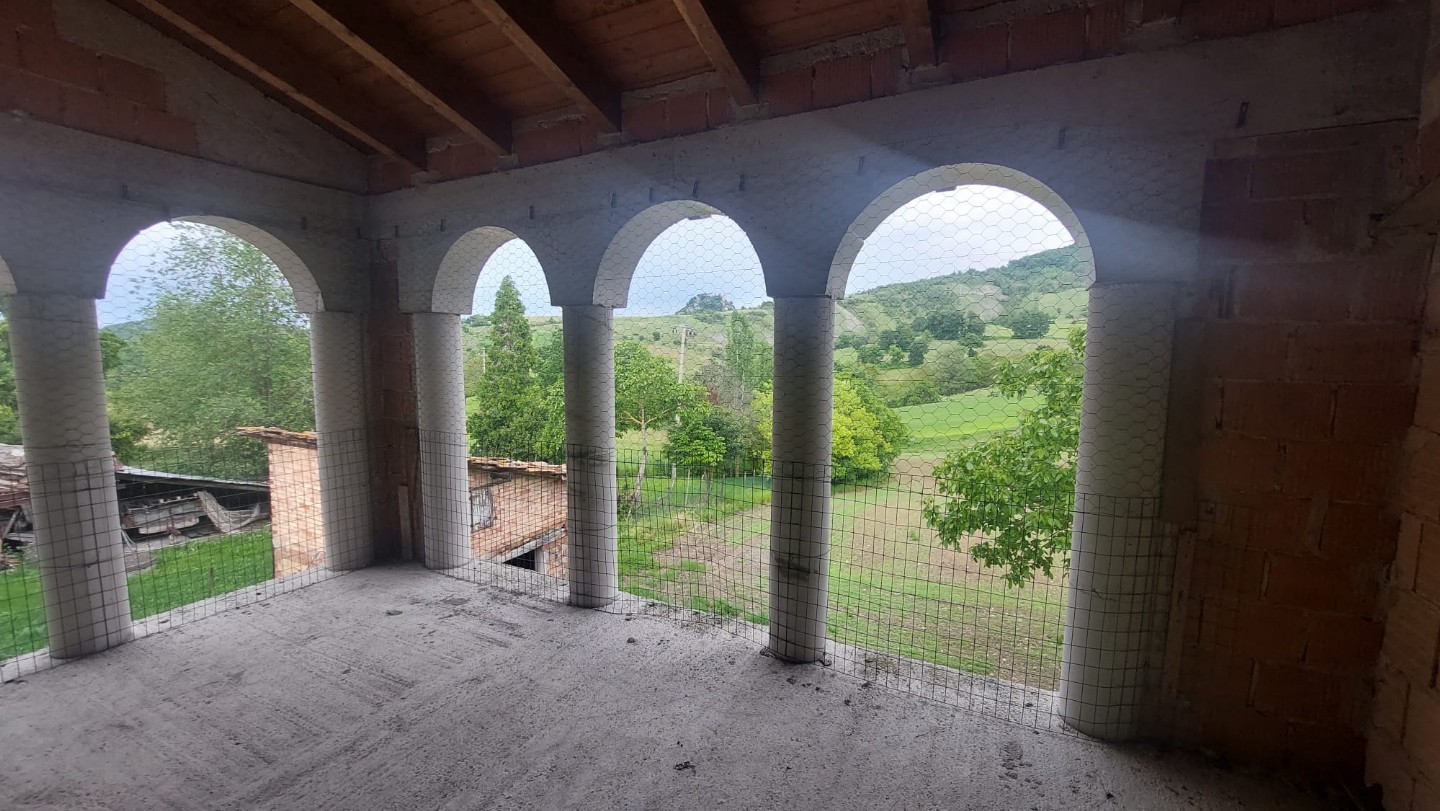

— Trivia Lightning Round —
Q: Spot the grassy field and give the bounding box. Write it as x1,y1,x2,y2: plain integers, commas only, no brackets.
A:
896,388,1040,456
0,529,275,659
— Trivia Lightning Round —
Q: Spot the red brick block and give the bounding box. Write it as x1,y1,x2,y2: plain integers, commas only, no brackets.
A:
1284,724,1366,775
1010,8,1087,71
1086,0,1127,58
1372,667,1412,740
1264,552,1377,615
1413,363,1440,434
0,64,62,121
1305,613,1384,668
1184,0,1275,39
60,85,136,140
367,158,413,194
1418,523,1440,603
134,106,196,154
1197,435,1283,495
1230,263,1353,322
760,67,812,116
1319,501,1389,560
869,46,902,98
1381,590,1440,683
1354,256,1429,322
1280,440,1387,503
1395,514,1423,591
1417,119,1440,183
943,25,1008,81
1402,431,1440,522
1249,498,1315,552
1222,380,1333,440
1199,199,1306,261
97,55,165,109
1416,776,1440,811
622,98,666,142
666,91,709,136
0,26,17,68
1143,0,1184,22
813,54,872,109
1250,150,1363,200
1230,601,1312,661
1273,0,1335,26
1333,385,1416,445
1200,322,1292,380
0,0,54,32
17,30,96,89
1289,324,1417,385
1192,542,1268,599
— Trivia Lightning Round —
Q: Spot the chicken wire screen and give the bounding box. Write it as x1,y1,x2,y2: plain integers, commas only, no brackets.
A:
2,221,357,682
426,173,1175,736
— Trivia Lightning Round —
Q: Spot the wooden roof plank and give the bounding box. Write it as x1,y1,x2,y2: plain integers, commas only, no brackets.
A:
897,0,938,67
288,0,512,153
128,0,428,167
466,0,622,132
673,0,759,106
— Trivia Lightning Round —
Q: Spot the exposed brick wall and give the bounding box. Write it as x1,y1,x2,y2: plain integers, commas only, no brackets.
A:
263,441,324,578
1366,242,1440,809
468,468,567,578
367,259,420,561
1167,120,1426,777
0,0,196,154
389,0,1401,191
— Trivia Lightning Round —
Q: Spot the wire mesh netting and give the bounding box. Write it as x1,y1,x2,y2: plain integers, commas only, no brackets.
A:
433,174,1177,736
1,222,362,682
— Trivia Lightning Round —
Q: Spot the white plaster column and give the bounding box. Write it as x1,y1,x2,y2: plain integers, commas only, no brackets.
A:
768,296,835,663
310,311,373,571
10,294,131,658
563,305,618,607
1059,282,1177,740
412,312,470,569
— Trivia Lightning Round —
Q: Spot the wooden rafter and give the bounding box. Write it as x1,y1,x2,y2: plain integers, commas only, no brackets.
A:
466,0,621,133
287,0,511,154
898,0,939,68
673,0,759,107
127,0,427,168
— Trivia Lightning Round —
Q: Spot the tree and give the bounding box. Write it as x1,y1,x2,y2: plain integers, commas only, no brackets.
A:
752,375,906,484
920,310,987,344
615,341,691,503
922,328,1085,587
906,336,930,367
933,347,1001,396
998,307,1054,340
109,225,314,476
468,276,545,457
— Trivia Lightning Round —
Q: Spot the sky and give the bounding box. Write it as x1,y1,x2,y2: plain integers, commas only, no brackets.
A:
100,185,1074,325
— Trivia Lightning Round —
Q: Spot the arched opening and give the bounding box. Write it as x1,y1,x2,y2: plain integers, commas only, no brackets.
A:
820,165,1095,704
599,203,772,632
0,219,332,661
427,228,566,584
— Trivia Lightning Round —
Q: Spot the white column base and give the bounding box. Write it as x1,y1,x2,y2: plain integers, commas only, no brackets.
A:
563,306,618,607
310,311,373,571
413,312,471,569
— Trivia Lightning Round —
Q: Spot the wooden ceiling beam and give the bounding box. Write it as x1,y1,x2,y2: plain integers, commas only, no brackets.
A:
466,0,621,133
898,0,939,68
673,0,759,107
128,0,428,168
287,0,511,154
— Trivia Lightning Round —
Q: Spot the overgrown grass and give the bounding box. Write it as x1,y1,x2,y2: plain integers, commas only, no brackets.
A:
0,529,275,660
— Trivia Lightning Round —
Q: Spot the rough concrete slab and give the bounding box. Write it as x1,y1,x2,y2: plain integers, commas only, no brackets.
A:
0,565,1346,811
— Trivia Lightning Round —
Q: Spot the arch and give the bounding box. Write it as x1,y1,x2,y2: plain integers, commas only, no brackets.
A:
432,226,527,315
828,163,1094,300
180,216,325,314
594,200,729,308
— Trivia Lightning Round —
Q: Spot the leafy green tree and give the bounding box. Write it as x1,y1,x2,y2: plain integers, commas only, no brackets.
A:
922,328,1085,587
615,341,691,502
919,310,987,344
906,336,930,367
933,346,1001,396
998,307,1054,340
468,276,545,457
752,375,906,484
665,401,726,471
109,225,314,476
725,313,771,389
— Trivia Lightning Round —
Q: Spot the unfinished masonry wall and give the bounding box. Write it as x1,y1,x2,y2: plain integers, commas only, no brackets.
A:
1167,121,1428,775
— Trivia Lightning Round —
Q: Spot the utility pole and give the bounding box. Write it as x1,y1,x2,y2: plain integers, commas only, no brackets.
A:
673,324,696,382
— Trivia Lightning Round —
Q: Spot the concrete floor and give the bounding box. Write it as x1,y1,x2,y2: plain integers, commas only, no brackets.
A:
1,565,1346,811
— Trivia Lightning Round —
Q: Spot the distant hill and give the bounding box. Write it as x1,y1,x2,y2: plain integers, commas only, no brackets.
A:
105,319,153,340
677,293,735,315
836,247,1086,337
